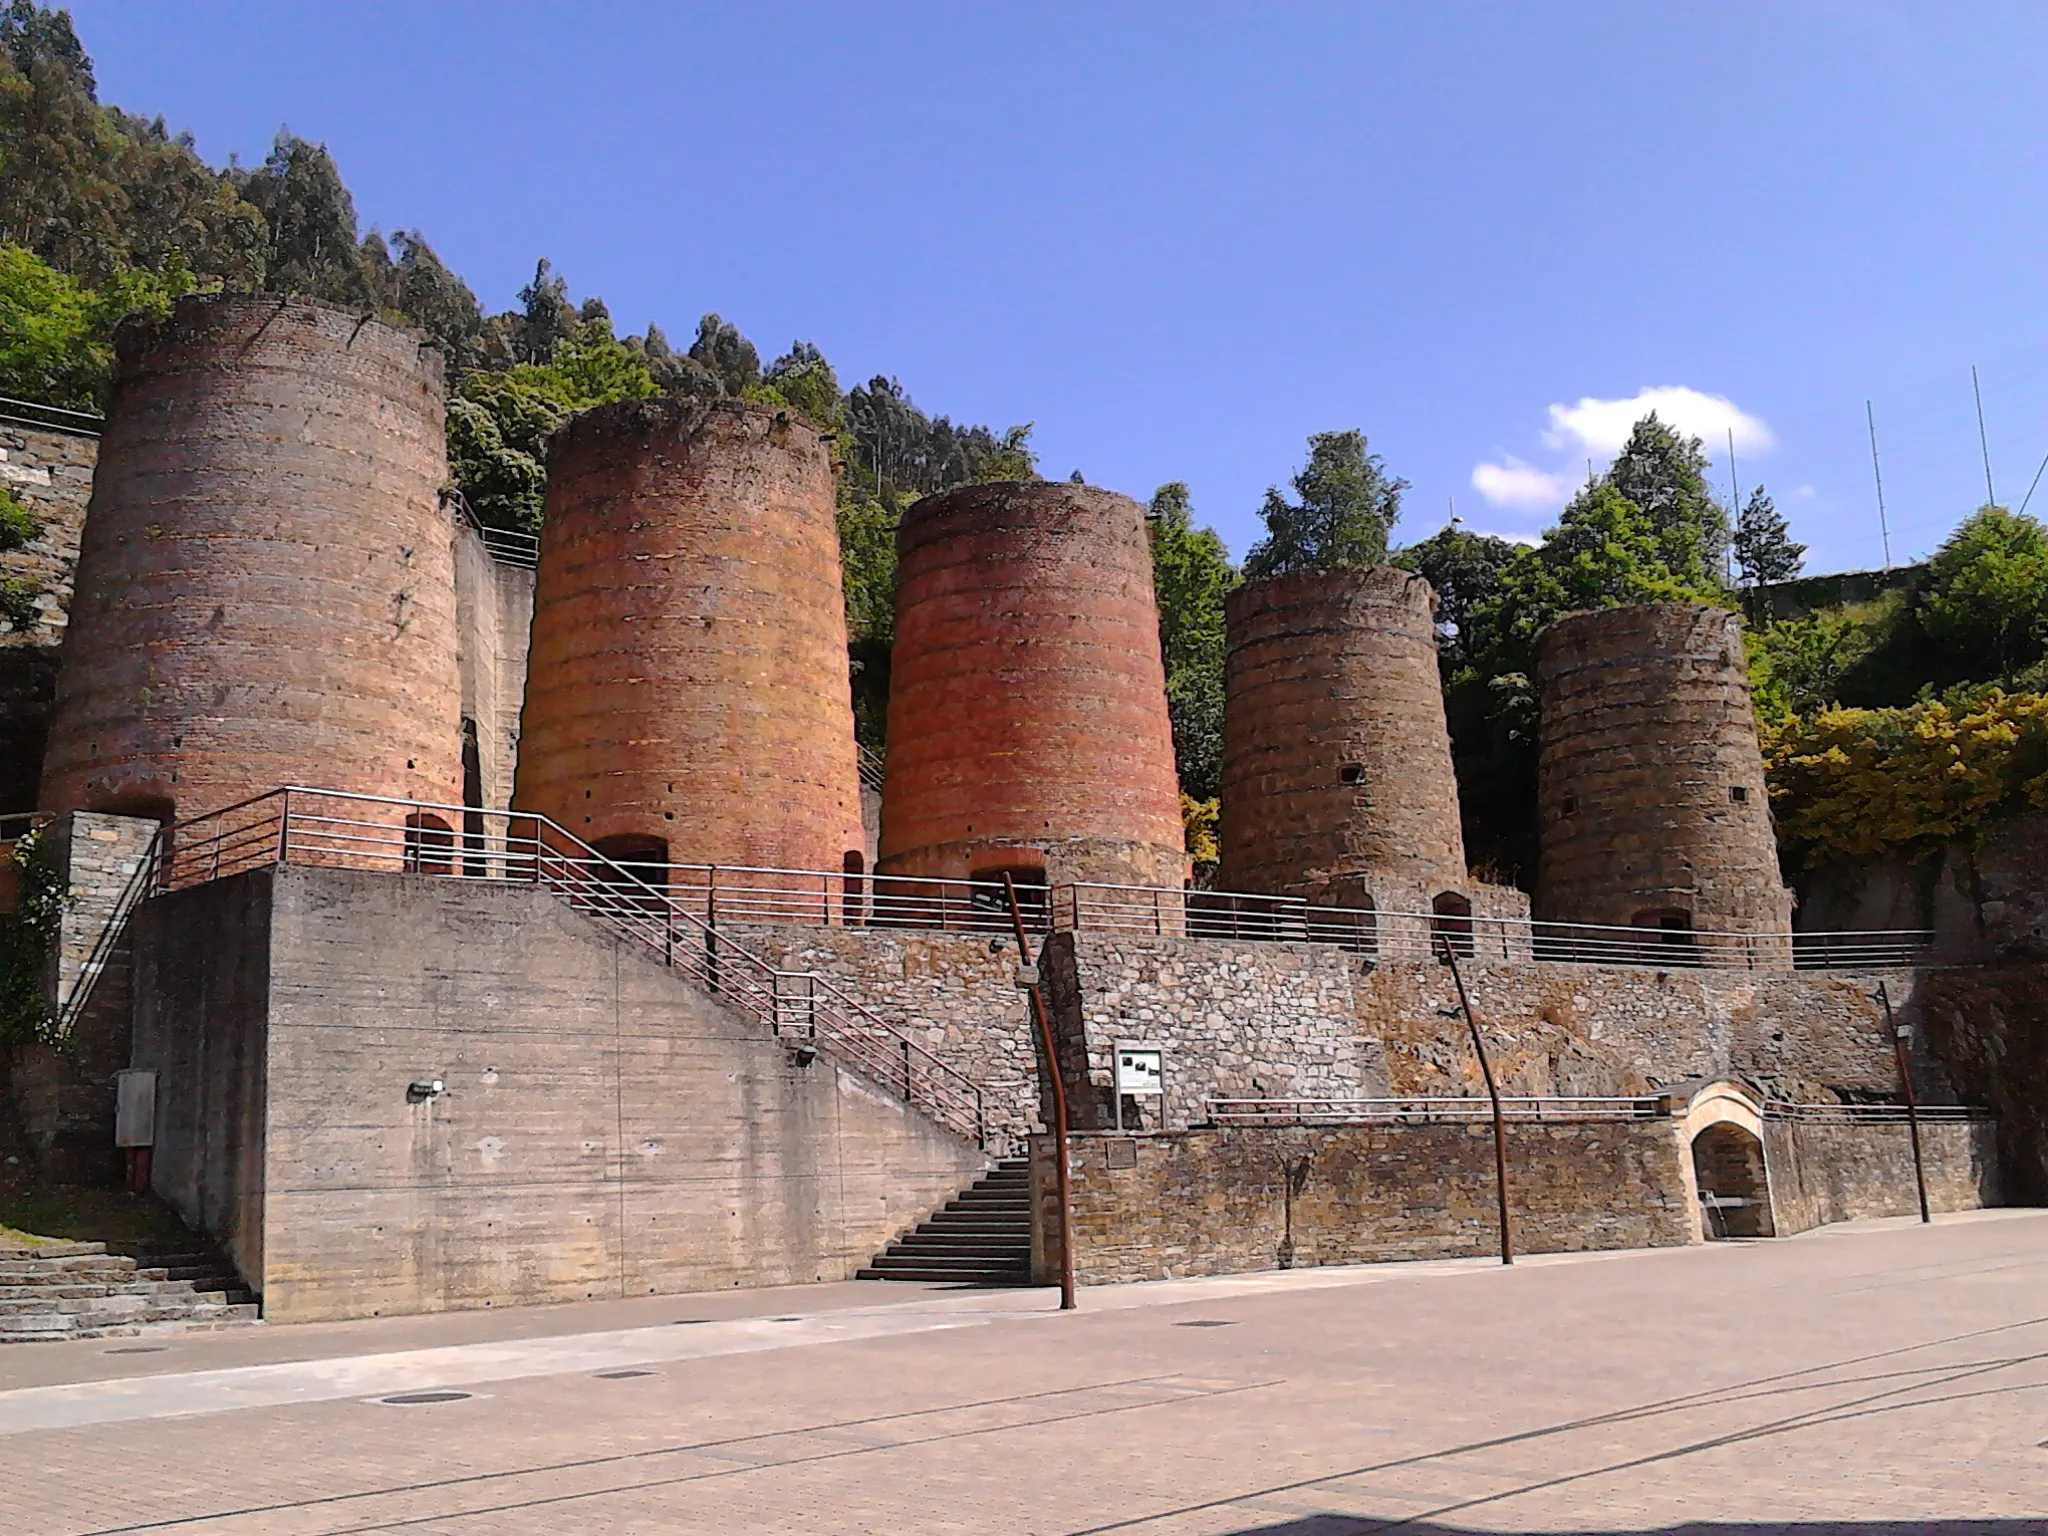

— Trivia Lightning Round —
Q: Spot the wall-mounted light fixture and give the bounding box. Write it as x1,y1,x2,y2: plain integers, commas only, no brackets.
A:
407,1078,445,1103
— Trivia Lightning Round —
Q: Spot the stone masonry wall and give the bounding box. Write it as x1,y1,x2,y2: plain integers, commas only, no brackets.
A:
1034,1121,1696,1284
4,811,159,1182
1763,1119,2000,1235
1042,932,1379,1130
731,923,1043,1143
0,420,97,814
720,923,1939,1145
1919,962,2048,1202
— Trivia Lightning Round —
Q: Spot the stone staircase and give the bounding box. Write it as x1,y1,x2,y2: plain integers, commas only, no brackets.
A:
1,1240,260,1343
858,1159,1033,1285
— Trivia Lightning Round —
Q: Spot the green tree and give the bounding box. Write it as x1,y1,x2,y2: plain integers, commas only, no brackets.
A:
0,479,43,627
233,133,368,304
762,341,844,429
1602,412,1731,592
1392,526,1525,676
1242,429,1407,581
446,310,655,534
361,229,486,367
688,312,761,397
1148,482,1236,800
1733,486,1804,587
1919,505,2048,678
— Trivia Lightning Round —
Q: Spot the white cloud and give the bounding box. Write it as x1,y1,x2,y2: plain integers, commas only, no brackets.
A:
1543,386,1775,457
1470,457,1578,511
1470,385,1776,514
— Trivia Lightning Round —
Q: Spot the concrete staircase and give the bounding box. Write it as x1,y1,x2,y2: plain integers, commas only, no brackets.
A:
1,1240,260,1343
858,1159,1033,1285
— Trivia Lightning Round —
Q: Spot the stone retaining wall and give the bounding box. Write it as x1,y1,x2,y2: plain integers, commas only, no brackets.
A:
1032,1121,1696,1284
1764,1119,2000,1235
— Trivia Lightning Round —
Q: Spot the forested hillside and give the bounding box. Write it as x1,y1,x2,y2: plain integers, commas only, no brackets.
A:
6,0,2045,891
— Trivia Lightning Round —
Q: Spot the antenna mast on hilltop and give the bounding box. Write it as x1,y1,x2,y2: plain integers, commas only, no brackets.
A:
1973,363,1997,507
1866,400,1893,571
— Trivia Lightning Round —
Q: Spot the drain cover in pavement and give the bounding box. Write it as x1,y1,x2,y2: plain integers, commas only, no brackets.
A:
595,1369,655,1379
1174,1320,1239,1328
105,1346,168,1355
380,1391,473,1406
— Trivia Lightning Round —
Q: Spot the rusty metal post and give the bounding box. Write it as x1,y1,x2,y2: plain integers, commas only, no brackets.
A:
1877,980,1931,1224
1006,872,1077,1310
1440,937,1513,1265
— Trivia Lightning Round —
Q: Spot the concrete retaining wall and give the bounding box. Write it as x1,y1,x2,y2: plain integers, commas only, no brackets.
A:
128,866,988,1322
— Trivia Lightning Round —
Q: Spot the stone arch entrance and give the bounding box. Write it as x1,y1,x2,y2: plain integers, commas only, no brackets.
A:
1690,1122,1774,1237
1677,1081,1777,1240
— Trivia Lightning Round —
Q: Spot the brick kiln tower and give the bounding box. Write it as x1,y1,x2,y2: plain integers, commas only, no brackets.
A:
879,481,1184,888
512,398,863,872
1219,566,1467,904
1536,603,1792,945
39,294,462,822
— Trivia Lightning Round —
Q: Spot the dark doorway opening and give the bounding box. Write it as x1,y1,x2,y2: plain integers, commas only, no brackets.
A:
460,718,486,878
1691,1122,1774,1238
404,813,455,875
1633,907,1697,964
1430,891,1474,959
971,863,1049,931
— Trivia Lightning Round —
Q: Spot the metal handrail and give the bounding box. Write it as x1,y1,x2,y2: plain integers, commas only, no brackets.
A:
1206,1096,1668,1125
587,858,1047,935
159,787,1000,1152
1762,1101,1990,1123
1064,880,1935,972
0,395,103,433
441,486,541,569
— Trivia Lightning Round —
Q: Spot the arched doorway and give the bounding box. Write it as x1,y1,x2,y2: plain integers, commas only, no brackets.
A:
1431,891,1474,959
1690,1121,1775,1238
1632,906,1697,964
403,813,455,875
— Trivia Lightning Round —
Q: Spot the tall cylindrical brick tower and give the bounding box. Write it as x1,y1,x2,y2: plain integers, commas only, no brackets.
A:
879,481,1184,888
39,294,462,822
512,398,863,872
1536,603,1792,943
1219,566,1467,901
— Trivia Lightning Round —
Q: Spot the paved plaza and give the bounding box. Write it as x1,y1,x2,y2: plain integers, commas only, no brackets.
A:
0,1209,2042,1535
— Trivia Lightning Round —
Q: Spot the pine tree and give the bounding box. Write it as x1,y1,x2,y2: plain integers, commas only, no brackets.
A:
1604,413,1731,594
1242,429,1407,581
1732,486,1805,587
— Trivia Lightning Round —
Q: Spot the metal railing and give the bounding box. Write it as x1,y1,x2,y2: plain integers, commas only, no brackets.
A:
1763,1101,1991,1124
159,788,1003,1153
0,395,103,434
1063,881,1934,972
1206,1096,1667,1126
442,486,540,569
593,858,1046,936
856,744,886,794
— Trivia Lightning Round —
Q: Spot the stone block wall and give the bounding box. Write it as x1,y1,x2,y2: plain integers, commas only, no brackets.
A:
5,811,159,1182
1919,962,2048,1202
731,923,1043,1143
1763,1118,2000,1235
1033,1121,1697,1284
0,420,97,814
129,866,987,1321
1041,932,1379,1130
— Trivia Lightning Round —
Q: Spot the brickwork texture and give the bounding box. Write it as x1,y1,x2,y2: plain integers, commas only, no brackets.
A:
514,398,862,872
1221,567,1467,900
879,481,1184,888
38,294,463,823
1536,603,1794,942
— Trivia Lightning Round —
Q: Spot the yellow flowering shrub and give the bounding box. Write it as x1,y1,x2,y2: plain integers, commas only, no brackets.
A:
1764,691,2048,860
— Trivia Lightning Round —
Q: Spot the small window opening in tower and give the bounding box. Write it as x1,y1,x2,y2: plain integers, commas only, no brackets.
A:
1340,763,1365,785
1729,785,1749,804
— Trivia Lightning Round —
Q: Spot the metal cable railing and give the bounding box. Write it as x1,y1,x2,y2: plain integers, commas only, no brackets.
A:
1762,1101,1990,1124
0,395,103,434
587,858,1044,935
1063,881,1934,972
440,486,540,569
159,788,1002,1153
1206,1096,1668,1126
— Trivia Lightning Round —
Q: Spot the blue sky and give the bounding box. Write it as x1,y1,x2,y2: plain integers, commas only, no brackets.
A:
72,2,2048,569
